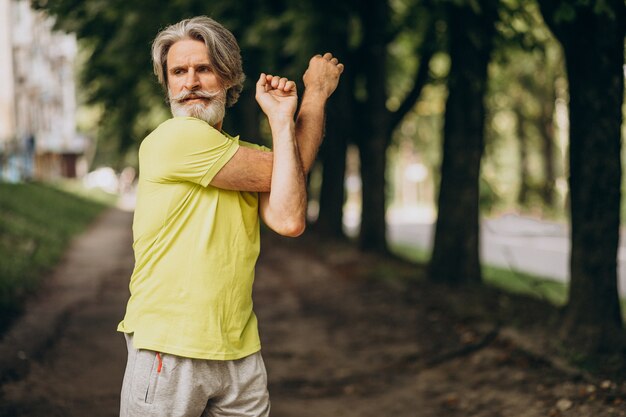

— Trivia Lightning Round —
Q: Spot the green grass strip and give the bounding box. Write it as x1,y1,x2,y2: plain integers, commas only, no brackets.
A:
0,181,111,330
389,242,626,322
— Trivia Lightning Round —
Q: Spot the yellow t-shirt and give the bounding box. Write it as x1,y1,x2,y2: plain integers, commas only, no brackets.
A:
117,116,268,360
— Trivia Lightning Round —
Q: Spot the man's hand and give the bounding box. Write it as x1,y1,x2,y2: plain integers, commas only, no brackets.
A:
303,53,344,99
255,73,298,123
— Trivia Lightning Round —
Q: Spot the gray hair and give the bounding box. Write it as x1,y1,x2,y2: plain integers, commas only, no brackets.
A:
151,16,245,107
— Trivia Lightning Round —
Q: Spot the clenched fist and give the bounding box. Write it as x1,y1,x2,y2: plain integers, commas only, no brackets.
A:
255,73,298,122
303,53,344,99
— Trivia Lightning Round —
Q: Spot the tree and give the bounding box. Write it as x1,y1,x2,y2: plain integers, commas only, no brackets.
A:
354,0,392,252
33,0,210,163
481,0,564,215
289,0,437,244
34,0,309,165
537,77,558,209
538,0,625,353
428,0,500,283
355,0,438,252
514,101,531,206
314,72,352,238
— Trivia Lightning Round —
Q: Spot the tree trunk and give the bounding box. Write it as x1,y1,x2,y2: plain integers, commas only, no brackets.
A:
311,2,351,238
516,106,530,206
539,93,556,208
357,0,390,253
540,2,625,353
224,86,261,144
315,73,351,237
358,130,388,252
428,1,499,284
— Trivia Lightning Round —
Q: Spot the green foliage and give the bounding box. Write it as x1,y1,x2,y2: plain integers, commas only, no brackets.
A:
387,1,438,112
496,0,551,52
0,182,109,330
479,176,500,212
541,0,623,29
553,1,578,23
33,0,335,165
482,0,567,216
34,0,440,161
552,0,619,23
33,0,174,162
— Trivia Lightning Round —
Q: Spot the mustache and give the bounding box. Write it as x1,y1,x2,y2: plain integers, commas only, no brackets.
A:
169,89,224,103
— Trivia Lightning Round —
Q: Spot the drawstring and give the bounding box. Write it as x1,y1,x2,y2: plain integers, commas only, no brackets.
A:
156,352,163,373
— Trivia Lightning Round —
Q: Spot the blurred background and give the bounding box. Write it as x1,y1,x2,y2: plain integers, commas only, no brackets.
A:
0,0,625,410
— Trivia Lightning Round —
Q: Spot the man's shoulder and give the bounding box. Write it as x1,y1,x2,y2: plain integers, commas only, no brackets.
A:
141,117,226,150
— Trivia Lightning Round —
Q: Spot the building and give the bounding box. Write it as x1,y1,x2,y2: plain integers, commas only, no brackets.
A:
0,0,86,182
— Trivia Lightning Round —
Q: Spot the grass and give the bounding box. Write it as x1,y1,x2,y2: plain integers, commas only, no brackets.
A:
389,242,626,322
51,178,119,206
390,241,569,304
0,181,112,331
482,264,568,306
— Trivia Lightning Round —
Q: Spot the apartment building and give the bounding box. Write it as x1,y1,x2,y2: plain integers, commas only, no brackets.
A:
0,0,85,181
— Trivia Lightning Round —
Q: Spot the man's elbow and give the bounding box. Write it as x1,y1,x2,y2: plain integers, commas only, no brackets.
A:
272,217,306,237
279,219,306,237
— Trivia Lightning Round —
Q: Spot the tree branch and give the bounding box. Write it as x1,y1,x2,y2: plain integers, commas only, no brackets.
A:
387,21,438,136
537,0,561,35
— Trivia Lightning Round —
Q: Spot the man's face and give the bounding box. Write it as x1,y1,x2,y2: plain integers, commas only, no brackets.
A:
166,39,226,127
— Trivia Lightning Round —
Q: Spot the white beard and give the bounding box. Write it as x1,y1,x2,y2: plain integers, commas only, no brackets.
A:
169,88,226,127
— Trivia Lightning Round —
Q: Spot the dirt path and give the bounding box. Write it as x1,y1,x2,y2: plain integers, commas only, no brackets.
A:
0,209,624,416
0,208,134,416
257,237,625,417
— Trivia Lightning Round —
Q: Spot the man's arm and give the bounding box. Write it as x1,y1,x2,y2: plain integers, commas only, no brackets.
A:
210,53,344,193
210,53,343,236
208,146,273,192
294,52,344,173
258,53,343,236
255,73,307,236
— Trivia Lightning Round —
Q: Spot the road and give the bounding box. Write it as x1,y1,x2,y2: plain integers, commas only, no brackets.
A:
387,211,626,296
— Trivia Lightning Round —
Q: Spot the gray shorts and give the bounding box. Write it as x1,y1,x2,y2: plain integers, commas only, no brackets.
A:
120,334,270,417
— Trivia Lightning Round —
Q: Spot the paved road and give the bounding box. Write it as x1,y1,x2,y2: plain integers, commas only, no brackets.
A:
387,213,626,296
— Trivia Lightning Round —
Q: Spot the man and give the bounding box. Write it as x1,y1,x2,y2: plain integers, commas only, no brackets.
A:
117,16,343,417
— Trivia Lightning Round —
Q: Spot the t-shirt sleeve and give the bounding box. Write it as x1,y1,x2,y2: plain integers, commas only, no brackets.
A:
238,140,271,153
146,117,240,187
